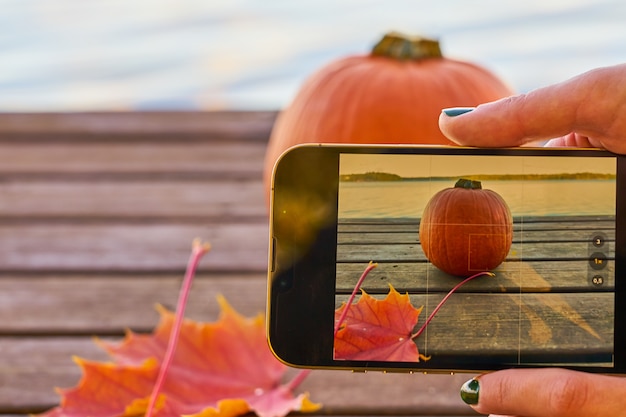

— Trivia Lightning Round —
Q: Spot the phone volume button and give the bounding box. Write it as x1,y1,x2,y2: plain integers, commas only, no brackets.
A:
270,237,277,273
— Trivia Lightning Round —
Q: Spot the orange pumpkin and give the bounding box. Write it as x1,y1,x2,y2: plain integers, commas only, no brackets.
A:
264,32,514,195
419,178,513,277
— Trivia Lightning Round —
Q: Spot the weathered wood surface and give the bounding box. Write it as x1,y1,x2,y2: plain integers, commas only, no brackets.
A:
335,216,614,366
335,293,612,359
337,217,614,290
0,112,476,416
337,260,613,292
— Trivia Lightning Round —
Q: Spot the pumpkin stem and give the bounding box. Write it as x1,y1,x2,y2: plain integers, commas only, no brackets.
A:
371,31,442,61
455,178,482,189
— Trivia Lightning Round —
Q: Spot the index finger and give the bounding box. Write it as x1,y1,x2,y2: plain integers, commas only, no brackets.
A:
438,79,581,147
438,63,626,149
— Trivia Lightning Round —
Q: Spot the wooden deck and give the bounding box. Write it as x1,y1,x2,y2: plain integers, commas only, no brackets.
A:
0,112,477,417
336,217,614,366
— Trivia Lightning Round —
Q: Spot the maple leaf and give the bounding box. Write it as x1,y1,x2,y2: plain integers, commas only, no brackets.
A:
40,298,319,417
334,285,428,362
334,267,494,362
39,239,319,417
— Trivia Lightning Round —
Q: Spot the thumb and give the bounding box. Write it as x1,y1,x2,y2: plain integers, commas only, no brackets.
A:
438,77,584,147
460,368,626,417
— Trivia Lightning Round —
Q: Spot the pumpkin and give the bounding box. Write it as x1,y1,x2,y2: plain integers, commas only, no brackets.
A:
264,31,514,195
419,178,513,277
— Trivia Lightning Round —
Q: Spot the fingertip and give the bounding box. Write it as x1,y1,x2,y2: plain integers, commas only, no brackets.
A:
459,371,511,415
437,109,468,145
439,97,539,148
442,107,476,117
459,377,480,405
461,368,625,417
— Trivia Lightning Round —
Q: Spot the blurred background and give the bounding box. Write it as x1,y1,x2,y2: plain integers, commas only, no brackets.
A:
2,0,625,112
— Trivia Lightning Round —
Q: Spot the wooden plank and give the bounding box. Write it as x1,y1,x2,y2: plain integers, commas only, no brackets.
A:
335,292,613,358
337,241,610,263
339,217,615,232
0,180,266,219
338,229,615,244
0,337,472,415
340,215,615,224
0,142,266,177
336,260,615,292
0,274,268,334
0,223,269,272
0,111,277,139
0,112,275,183
0,337,112,414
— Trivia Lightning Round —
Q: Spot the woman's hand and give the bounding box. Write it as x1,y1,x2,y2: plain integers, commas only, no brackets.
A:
440,63,626,416
439,63,626,154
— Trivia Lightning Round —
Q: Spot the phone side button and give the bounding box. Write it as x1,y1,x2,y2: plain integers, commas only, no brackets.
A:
270,237,277,272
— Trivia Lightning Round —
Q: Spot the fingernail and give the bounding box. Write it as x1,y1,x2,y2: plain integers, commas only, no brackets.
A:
442,107,475,117
460,378,480,405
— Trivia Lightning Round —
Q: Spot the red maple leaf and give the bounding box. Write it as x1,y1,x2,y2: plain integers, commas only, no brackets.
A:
40,298,319,417
39,240,319,417
334,285,429,362
333,265,493,362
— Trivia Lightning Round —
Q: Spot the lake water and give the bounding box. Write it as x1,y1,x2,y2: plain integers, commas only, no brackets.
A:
338,180,615,218
2,0,626,111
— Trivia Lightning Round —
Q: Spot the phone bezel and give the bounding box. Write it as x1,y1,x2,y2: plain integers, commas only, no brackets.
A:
267,144,626,374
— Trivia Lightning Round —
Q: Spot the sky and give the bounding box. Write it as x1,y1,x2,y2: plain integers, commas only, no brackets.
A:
1,0,625,110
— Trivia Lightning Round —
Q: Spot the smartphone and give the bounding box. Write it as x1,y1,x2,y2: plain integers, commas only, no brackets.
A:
267,144,626,374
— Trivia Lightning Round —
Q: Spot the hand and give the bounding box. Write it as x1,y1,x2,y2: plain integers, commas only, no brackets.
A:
438,63,626,154
444,64,626,416
459,368,626,417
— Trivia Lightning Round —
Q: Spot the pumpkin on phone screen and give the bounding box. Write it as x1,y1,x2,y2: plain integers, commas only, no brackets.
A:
263,32,514,197
419,179,513,277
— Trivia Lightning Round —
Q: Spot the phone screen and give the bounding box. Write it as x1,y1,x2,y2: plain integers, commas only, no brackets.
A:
268,145,626,373
334,152,616,368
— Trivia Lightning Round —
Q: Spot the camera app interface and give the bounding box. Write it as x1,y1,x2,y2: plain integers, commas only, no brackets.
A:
334,153,615,367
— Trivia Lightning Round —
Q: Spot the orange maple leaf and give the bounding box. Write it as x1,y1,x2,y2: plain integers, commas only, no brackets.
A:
334,285,429,362
39,297,320,417
334,268,495,363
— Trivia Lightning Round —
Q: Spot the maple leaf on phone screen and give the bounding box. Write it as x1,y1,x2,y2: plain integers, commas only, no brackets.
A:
334,285,428,362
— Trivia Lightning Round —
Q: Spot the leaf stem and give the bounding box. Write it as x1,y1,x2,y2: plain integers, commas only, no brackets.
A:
412,271,494,340
284,262,378,398
334,261,378,336
145,238,211,417
285,369,312,392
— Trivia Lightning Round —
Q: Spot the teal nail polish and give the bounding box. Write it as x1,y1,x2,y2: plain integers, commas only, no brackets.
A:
442,107,475,117
460,378,480,405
